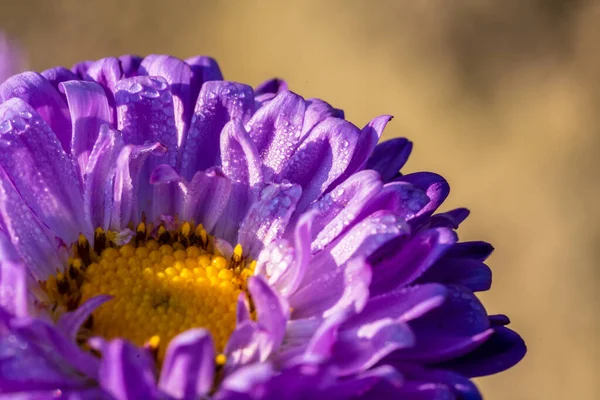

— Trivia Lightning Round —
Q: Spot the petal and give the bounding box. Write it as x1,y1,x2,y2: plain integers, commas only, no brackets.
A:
181,81,254,179
238,182,302,258
0,261,28,318
159,329,215,399
97,339,158,400
290,257,372,319
417,258,492,292
83,57,122,94
214,120,263,242
61,81,113,173
444,241,494,262
0,98,90,243
115,76,178,166
357,181,430,223
41,67,78,92
249,275,290,350
56,295,111,342
306,170,383,253
0,72,72,152
110,142,166,230
224,320,273,371
256,210,314,296
369,228,457,295
321,365,403,399
181,167,231,232
366,138,413,182
397,172,450,218
300,98,344,140
0,165,63,279
119,55,142,78
246,90,305,180
437,326,526,378
185,55,223,115
139,55,192,148
84,126,125,230
255,78,288,96
428,208,470,229
397,286,492,363
336,115,392,187
279,117,361,212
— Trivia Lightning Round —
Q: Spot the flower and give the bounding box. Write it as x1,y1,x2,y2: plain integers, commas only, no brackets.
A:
0,53,526,400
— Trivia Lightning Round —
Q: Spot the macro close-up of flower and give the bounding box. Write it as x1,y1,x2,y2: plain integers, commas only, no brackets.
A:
0,47,527,399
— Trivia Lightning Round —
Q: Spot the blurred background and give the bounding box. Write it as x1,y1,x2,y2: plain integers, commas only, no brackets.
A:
0,0,597,398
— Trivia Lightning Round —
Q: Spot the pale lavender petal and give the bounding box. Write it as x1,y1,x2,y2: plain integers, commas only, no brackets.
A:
366,138,413,182
139,55,192,148
290,257,371,319
57,295,111,342
181,167,231,232
238,182,302,258
181,81,254,179
0,165,63,279
248,275,290,350
61,81,113,173
236,292,251,324
246,90,305,180
300,98,344,140
0,98,90,242
97,339,158,400
307,170,383,253
159,329,215,399
279,117,361,212
84,126,125,229
214,120,263,242
357,181,430,223
0,72,72,152
0,261,28,318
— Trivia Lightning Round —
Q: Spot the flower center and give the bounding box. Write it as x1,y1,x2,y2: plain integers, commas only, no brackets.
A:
42,221,255,362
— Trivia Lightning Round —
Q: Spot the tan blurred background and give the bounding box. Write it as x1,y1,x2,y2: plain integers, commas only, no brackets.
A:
0,0,598,398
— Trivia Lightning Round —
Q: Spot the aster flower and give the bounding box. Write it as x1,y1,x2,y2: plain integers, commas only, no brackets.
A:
0,52,526,400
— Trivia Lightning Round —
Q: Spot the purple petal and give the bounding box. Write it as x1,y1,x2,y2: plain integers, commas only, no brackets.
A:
246,90,305,180
0,261,28,318
300,99,344,140
255,78,288,96
84,126,125,230
224,320,273,371
0,165,64,279
256,210,314,297
444,241,494,262
238,182,302,258
98,339,158,400
336,115,392,187
115,76,177,166
366,138,413,182
306,170,383,253
185,55,223,116
119,55,142,78
290,257,371,319
369,228,457,295
396,286,492,363
181,167,231,232
110,142,166,229
57,295,111,342
159,329,215,399
139,55,192,148
214,120,263,242
181,81,254,179
357,181,430,223
397,172,450,218
41,67,78,92
321,365,403,399
249,275,290,350
437,326,526,378
0,98,90,243
82,58,122,94
0,72,72,152
428,208,470,229
61,81,113,173
236,292,251,324
417,258,492,292
279,117,361,212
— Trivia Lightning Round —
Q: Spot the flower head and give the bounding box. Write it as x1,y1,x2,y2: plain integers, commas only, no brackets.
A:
0,54,525,399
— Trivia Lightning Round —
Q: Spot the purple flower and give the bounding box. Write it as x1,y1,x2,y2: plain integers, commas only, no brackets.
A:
0,54,525,400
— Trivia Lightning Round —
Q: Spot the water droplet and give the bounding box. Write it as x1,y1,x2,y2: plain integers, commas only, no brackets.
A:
0,120,12,134
150,76,168,90
141,89,160,99
19,111,32,119
11,116,26,131
129,82,143,93
160,91,172,103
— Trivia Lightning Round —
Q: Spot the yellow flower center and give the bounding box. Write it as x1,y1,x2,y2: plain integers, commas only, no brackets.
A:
42,221,255,362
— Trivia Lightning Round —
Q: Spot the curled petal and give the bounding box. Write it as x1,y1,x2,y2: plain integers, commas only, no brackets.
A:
57,295,111,341
366,138,413,182
249,275,290,350
397,172,450,218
